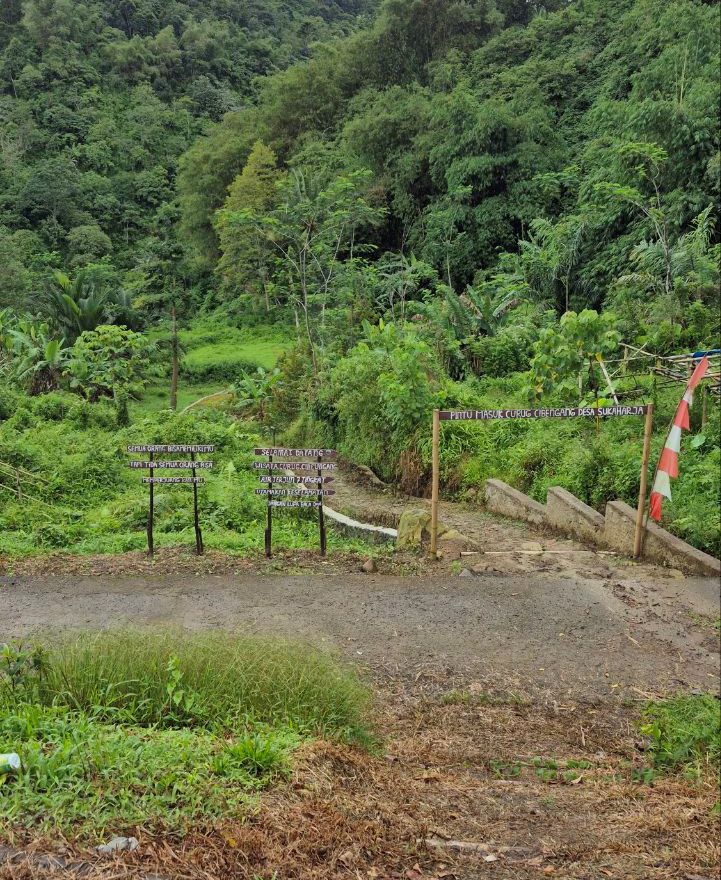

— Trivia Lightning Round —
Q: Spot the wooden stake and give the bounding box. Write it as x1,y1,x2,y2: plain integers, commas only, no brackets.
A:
191,451,204,555
265,453,273,558
317,455,327,556
430,408,440,556
633,404,654,559
701,384,708,428
147,451,154,556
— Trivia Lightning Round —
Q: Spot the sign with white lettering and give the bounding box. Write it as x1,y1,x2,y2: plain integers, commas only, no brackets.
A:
439,405,650,421
128,444,215,453
129,460,214,470
254,447,336,459
255,488,336,497
254,445,337,557
128,442,212,556
142,477,205,485
258,475,333,484
253,461,337,471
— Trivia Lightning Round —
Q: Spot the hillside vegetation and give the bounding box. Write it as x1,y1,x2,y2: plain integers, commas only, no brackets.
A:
1,0,719,557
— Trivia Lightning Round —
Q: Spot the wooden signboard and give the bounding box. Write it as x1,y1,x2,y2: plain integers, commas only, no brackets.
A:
430,405,655,558
253,447,337,557
438,405,650,421
128,444,215,556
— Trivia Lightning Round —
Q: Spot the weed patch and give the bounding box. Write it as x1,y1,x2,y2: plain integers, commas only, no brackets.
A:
639,694,720,777
0,705,294,837
2,630,372,740
0,631,372,838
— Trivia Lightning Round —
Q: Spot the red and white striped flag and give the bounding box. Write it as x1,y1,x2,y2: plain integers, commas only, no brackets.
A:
649,356,709,522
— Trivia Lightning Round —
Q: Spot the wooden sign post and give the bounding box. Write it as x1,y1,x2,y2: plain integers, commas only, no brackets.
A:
633,403,655,558
253,447,337,558
128,444,214,556
430,405,653,557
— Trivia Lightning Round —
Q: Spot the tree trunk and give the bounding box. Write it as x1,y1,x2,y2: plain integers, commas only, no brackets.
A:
170,305,179,411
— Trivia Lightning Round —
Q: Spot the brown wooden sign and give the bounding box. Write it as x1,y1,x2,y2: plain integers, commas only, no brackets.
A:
128,443,213,556
255,488,336,497
142,477,205,485
254,447,337,458
129,460,214,470
439,405,650,421
128,444,215,453
430,404,655,560
254,446,337,557
252,461,337,471
269,501,322,509
258,475,334,485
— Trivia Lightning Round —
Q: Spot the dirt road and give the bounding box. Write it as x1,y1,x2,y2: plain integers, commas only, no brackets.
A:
2,568,718,699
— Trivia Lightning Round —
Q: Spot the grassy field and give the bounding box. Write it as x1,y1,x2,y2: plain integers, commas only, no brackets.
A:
133,318,290,417
131,381,224,415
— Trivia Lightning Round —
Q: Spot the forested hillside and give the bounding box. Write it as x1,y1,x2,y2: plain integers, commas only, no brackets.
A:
1,0,719,558
0,0,377,305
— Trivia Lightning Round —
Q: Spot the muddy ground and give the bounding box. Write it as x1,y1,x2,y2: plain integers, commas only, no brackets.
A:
0,466,719,879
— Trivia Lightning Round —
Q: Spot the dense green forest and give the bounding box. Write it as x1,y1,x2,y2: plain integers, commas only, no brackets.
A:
1,0,719,558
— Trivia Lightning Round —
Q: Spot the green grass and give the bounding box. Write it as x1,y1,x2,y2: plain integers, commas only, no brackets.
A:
0,705,294,836
16,629,371,738
182,338,287,376
131,381,225,415
174,320,289,384
639,694,720,777
0,630,372,837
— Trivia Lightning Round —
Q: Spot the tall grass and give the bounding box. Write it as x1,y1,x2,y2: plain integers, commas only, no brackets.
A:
7,630,371,742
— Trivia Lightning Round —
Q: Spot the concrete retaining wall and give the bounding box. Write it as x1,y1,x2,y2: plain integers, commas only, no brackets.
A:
481,479,721,576
484,478,546,525
604,500,720,577
546,487,606,546
323,505,397,544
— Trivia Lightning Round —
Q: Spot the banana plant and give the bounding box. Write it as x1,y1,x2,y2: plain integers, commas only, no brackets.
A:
231,367,282,424
6,324,69,394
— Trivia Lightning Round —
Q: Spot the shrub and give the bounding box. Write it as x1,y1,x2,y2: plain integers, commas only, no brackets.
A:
0,704,297,836
324,324,445,481
466,326,534,378
0,383,21,421
66,324,155,402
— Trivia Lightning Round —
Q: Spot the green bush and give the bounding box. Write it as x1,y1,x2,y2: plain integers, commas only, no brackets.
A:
465,326,534,378
0,383,22,421
323,324,445,481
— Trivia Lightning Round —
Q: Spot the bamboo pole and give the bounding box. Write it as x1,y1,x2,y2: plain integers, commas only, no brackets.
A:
430,409,440,556
633,404,654,559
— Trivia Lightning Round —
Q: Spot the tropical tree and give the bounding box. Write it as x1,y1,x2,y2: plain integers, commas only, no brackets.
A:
528,309,621,403
66,324,153,403
0,311,70,394
225,167,383,373
45,270,139,342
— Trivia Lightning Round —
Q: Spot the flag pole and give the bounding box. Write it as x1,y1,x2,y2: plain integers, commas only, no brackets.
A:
633,404,654,559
